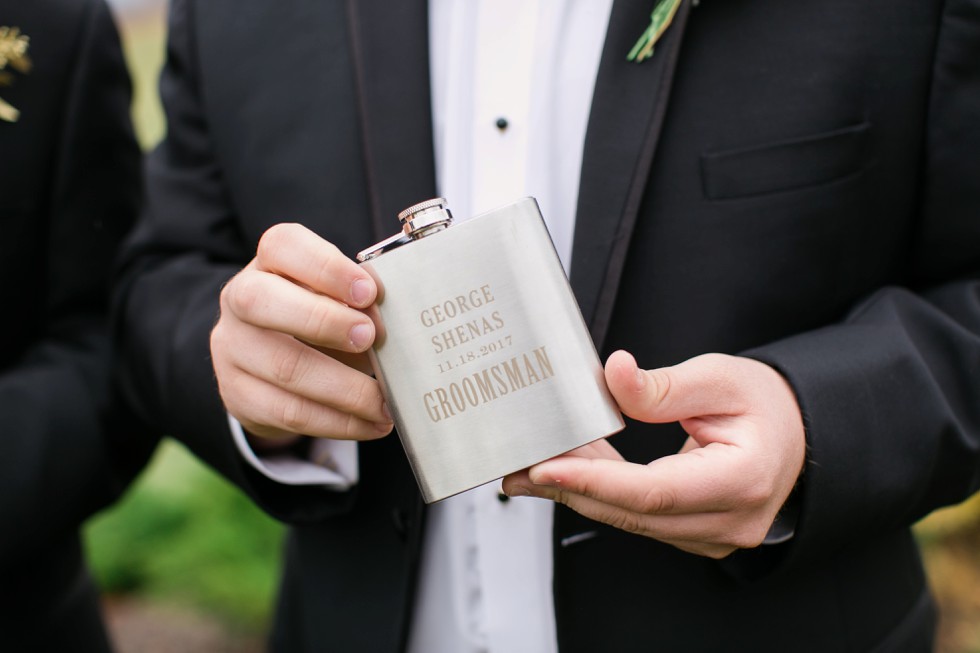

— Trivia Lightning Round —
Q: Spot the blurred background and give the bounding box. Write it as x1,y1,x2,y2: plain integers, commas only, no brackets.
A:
90,2,280,651
88,1,980,651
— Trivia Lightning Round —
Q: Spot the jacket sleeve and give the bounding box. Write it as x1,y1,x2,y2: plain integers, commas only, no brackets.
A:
0,0,152,561
114,0,358,523
744,0,980,570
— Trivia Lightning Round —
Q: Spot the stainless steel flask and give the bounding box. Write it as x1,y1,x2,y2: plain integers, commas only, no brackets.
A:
357,197,624,503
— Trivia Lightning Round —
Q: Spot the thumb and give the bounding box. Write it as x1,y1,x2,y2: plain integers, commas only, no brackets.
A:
604,351,745,424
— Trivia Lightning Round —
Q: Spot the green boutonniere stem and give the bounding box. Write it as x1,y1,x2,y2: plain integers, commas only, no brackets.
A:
627,0,683,63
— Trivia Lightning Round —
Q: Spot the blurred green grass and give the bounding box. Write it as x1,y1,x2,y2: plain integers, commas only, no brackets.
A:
916,495,980,653
83,8,284,637
84,440,285,632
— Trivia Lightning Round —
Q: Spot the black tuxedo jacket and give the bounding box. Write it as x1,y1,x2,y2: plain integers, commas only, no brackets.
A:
0,0,149,648
118,0,980,650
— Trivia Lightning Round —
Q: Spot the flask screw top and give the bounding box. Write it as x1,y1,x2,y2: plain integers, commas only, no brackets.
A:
399,198,453,237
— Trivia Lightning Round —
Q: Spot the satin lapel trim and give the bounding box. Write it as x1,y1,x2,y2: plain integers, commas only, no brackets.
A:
347,0,437,242
570,0,693,352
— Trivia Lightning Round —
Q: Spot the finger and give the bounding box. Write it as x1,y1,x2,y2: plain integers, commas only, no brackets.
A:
227,322,389,424
501,440,622,495
312,346,374,376
223,268,376,352
517,481,764,555
219,368,393,441
678,436,699,454
604,351,747,423
309,301,384,375
254,223,377,308
501,468,534,496
524,447,755,515
657,537,737,560
561,439,624,461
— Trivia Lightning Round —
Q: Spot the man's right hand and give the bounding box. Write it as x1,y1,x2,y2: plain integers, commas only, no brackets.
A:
210,223,394,444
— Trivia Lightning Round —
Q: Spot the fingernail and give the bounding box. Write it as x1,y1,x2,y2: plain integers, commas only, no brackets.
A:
506,484,532,497
350,278,372,306
375,421,393,434
381,401,392,422
349,323,373,350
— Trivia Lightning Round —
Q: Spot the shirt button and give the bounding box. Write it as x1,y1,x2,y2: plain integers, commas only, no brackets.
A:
497,491,510,503
495,117,509,131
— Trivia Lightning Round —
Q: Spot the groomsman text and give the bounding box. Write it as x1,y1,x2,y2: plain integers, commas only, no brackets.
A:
422,346,554,423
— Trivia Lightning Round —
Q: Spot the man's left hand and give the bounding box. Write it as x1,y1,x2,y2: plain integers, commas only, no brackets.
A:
502,351,806,559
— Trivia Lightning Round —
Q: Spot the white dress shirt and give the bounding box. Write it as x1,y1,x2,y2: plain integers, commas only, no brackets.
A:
232,1,613,651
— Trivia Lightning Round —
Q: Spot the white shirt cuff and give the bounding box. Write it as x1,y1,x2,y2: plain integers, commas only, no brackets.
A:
228,414,359,489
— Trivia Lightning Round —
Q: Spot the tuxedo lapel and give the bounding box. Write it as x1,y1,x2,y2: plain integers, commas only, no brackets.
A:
345,0,690,347
346,0,434,537
571,0,693,351
346,0,437,242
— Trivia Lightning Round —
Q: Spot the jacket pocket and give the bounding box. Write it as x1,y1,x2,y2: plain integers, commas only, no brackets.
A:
701,122,870,200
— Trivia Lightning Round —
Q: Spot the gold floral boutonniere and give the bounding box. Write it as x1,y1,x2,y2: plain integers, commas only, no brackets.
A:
627,0,683,63
0,26,32,123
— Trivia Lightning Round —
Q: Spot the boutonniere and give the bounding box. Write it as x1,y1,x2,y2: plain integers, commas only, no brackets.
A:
627,0,683,63
0,26,32,123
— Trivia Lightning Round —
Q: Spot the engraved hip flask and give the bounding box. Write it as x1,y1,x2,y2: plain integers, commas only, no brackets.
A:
357,197,624,503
